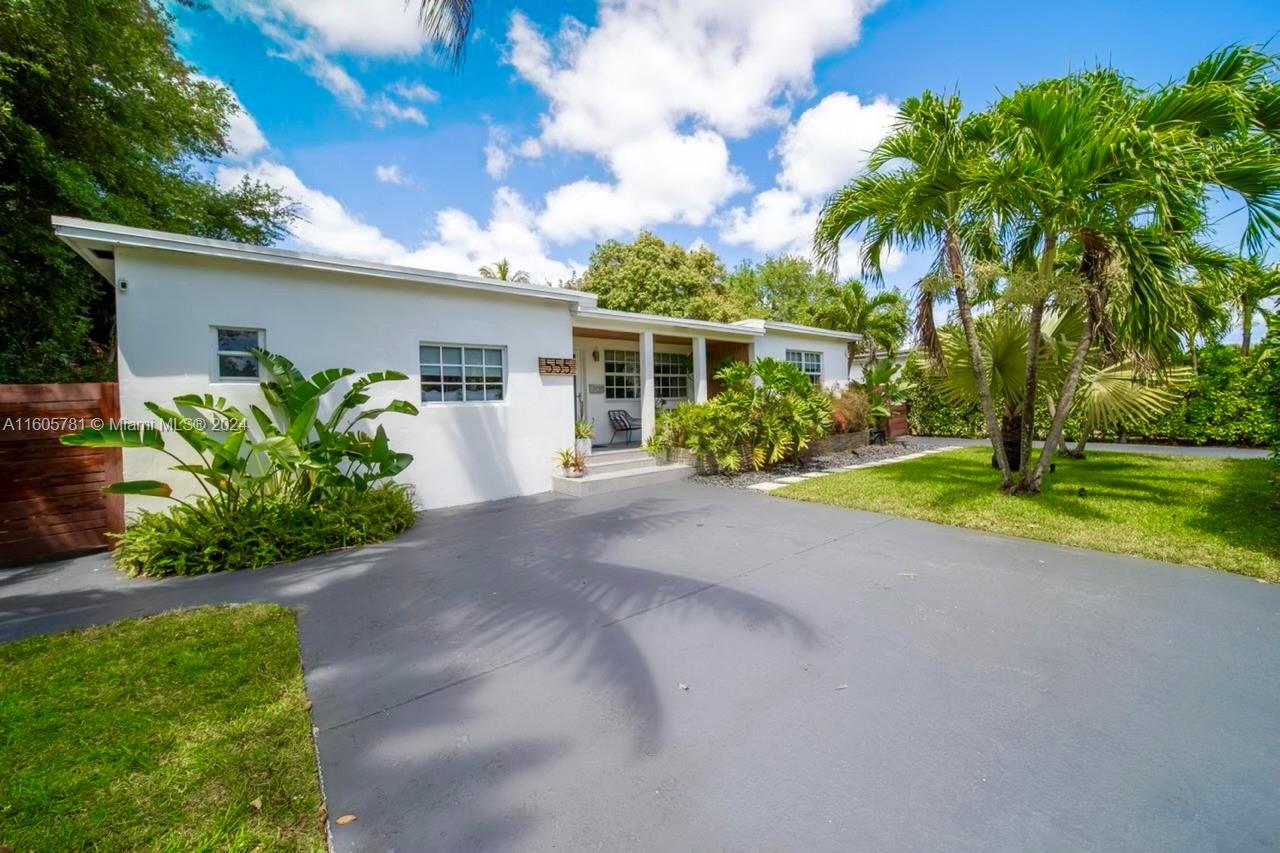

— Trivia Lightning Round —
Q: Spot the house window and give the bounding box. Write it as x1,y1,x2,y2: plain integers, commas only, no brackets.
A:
420,344,505,402
604,349,640,399
653,352,688,400
786,349,823,386
213,327,263,380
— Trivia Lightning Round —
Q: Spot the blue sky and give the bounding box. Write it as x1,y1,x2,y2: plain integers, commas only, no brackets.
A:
178,0,1277,335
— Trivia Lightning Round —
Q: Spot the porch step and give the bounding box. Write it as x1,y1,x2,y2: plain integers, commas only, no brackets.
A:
587,450,657,474
551,462,693,497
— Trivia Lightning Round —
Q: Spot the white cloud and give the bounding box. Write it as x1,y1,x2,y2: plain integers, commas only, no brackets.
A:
396,188,581,283
374,164,409,185
538,129,748,242
212,1,437,124
218,161,404,260
370,93,427,126
718,91,900,275
217,161,577,284
216,0,426,58
195,76,269,160
484,126,512,179
389,81,440,103
507,0,883,243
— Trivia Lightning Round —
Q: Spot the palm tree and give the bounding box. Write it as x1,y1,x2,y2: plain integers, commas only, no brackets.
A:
814,92,1016,487
808,280,908,367
1228,256,1280,355
478,258,531,283
974,49,1280,492
416,1,474,70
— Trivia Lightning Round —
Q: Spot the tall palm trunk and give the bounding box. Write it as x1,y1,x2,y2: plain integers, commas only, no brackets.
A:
1016,232,1057,492
946,230,1012,487
1241,301,1253,355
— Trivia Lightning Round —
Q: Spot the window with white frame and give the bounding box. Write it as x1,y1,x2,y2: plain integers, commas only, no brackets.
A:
420,344,505,402
653,352,689,400
604,349,640,399
213,327,263,380
786,349,823,386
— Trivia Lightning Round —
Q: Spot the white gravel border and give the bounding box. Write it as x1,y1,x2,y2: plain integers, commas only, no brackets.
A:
747,445,963,492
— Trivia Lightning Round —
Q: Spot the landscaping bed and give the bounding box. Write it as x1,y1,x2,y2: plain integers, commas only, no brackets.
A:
690,440,922,489
776,447,1280,580
0,605,325,851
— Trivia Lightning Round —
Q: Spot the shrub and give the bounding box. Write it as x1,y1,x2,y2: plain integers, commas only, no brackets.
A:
112,484,416,578
829,385,871,433
60,350,420,575
646,357,832,472
902,353,985,438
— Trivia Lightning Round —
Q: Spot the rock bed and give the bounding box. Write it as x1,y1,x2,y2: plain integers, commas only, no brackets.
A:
689,440,924,490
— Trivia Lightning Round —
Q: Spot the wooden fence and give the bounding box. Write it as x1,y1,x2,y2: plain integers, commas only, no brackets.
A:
887,403,909,440
0,383,123,564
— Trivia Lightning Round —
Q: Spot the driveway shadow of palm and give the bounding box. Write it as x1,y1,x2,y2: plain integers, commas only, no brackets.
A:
0,492,817,850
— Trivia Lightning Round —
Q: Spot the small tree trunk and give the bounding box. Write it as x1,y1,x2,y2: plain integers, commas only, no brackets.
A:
1072,432,1088,458
1241,304,1252,356
1029,314,1094,491
1016,231,1057,492
947,230,1011,488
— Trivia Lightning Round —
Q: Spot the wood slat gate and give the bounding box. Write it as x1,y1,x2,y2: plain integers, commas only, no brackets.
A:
0,383,123,564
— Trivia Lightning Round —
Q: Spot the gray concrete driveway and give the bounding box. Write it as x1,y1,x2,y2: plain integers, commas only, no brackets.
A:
3,481,1278,851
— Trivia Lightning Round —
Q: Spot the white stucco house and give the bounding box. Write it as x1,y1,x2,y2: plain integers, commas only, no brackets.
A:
54,217,859,509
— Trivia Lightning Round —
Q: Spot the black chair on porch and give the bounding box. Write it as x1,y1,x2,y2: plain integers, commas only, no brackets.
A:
607,409,641,445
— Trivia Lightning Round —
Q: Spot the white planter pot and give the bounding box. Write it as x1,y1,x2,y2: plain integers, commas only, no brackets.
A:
560,467,584,479
575,437,593,458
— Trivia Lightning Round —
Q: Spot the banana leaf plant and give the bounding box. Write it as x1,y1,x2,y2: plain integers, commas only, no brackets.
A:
60,350,419,518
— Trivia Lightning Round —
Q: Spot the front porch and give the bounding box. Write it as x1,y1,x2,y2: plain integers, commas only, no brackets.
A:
571,308,758,448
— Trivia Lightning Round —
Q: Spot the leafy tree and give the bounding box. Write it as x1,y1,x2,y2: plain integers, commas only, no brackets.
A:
725,255,837,322
478,258,531,282
808,280,908,364
0,0,294,382
574,231,748,322
415,0,474,70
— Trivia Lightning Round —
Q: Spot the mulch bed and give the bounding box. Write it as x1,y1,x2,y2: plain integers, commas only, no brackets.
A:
689,440,924,489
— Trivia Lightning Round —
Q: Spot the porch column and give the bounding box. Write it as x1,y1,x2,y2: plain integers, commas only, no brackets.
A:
640,330,655,442
692,335,708,402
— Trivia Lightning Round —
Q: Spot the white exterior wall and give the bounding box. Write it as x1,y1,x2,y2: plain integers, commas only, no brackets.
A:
572,336,691,446
113,248,575,511
751,332,851,391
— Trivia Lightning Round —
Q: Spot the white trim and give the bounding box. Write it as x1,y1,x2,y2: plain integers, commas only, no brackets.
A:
733,318,863,342
52,216,594,307
574,306,763,338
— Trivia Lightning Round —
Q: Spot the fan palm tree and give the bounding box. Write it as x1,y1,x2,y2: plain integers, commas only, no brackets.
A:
1228,255,1280,354
478,258,531,283
932,309,1191,462
808,280,908,366
416,0,475,70
814,92,1016,487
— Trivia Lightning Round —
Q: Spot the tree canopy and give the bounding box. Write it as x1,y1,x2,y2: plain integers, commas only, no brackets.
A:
573,231,749,322
0,0,295,382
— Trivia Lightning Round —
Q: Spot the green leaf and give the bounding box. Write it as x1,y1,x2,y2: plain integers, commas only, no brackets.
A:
61,425,164,450
103,480,172,497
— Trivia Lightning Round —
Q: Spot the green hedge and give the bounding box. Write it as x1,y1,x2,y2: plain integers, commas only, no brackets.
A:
903,346,1278,447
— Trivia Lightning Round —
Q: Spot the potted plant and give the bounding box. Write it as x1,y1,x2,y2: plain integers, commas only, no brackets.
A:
574,419,594,458
556,447,587,478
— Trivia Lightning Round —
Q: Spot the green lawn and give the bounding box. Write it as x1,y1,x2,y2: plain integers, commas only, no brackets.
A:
777,447,1280,581
0,605,325,852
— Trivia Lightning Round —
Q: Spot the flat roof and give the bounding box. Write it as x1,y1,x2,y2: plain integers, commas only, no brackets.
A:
52,217,860,342
52,216,596,308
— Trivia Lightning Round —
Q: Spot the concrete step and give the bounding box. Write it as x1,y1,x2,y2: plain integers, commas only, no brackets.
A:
552,462,693,497
587,452,657,474
589,447,650,463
